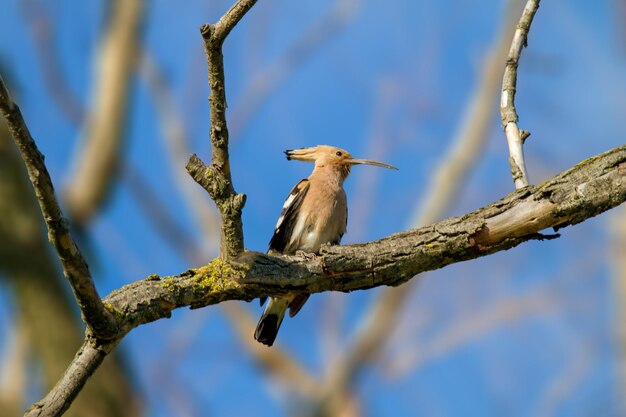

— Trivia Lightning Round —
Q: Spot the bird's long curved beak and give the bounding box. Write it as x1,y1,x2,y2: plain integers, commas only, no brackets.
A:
350,158,398,170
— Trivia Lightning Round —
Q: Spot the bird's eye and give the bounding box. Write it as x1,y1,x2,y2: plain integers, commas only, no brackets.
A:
336,151,343,156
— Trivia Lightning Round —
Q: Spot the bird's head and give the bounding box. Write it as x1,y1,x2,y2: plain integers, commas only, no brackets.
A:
284,145,398,173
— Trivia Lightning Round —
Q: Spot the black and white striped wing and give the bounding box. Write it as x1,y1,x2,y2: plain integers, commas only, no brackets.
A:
268,179,310,253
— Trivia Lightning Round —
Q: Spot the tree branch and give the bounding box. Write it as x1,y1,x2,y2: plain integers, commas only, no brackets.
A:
501,0,541,188
24,340,115,417
0,75,118,340
212,0,259,43
190,0,257,259
104,144,626,335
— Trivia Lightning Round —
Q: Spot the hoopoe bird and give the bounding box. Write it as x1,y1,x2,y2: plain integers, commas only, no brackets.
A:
255,145,397,346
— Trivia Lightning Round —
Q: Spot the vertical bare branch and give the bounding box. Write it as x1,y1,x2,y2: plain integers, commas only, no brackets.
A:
64,0,145,225
187,0,258,259
0,76,117,339
500,0,541,189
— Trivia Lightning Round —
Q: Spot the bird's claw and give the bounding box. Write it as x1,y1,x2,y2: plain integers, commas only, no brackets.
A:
295,250,317,260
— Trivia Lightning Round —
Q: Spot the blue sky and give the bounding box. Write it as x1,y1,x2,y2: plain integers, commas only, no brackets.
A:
1,1,626,416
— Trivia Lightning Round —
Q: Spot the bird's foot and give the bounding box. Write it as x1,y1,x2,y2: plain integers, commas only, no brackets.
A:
295,250,318,260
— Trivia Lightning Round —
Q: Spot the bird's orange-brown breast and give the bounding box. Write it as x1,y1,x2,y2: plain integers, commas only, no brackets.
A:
285,166,347,253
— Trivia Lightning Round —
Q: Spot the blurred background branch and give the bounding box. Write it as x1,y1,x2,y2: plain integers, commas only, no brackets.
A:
64,0,145,226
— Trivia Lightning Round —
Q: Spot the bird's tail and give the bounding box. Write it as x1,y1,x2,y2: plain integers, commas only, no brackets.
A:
254,297,288,346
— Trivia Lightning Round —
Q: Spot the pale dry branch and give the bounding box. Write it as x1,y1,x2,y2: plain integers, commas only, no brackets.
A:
500,0,541,189
0,76,117,339
64,0,145,225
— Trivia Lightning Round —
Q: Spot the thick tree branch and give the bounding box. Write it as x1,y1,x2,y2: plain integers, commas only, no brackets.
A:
0,76,117,340
189,0,257,259
104,144,626,335
501,0,540,188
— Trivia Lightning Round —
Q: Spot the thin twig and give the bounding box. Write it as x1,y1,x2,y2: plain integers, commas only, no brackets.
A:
0,76,117,339
212,0,259,43
500,0,541,189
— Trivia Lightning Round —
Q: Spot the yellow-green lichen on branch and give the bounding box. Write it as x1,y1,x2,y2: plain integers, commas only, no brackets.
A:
161,277,182,296
191,257,244,294
153,258,251,310
103,301,126,322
